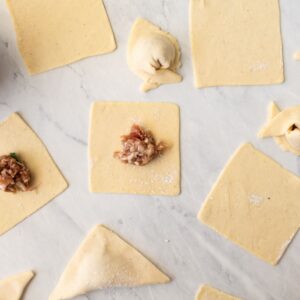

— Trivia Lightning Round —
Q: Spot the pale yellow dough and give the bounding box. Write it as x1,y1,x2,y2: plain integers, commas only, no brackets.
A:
49,225,170,300
199,143,300,265
196,285,241,300
0,113,68,235
0,271,35,300
190,0,284,88
127,18,182,92
293,52,300,61
89,101,180,196
7,0,116,74
258,102,300,155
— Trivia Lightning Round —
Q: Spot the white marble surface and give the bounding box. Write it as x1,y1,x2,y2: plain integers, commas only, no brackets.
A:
0,1,300,299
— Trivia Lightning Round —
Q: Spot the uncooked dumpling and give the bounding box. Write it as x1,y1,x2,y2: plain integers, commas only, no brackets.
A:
127,18,182,92
0,271,35,300
131,35,176,75
49,225,170,300
258,102,300,155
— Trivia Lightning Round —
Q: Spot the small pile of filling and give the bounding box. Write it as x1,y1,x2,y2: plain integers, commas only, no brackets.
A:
114,124,166,166
0,153,31,192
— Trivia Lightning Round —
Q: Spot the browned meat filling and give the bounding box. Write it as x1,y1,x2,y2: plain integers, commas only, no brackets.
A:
0,153,31,192
114,124,166,166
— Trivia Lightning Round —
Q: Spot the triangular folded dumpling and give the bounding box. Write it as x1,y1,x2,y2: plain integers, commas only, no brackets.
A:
0,271,35,300
49,225,170,300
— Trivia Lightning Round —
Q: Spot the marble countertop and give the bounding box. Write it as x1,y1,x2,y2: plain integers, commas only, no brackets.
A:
1,1,300,299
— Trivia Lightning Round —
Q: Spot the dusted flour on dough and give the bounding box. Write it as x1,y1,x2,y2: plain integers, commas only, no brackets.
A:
190,0,284,88
7,0,116,74
199,143,300,265
89,101,180,196
49,225,170,300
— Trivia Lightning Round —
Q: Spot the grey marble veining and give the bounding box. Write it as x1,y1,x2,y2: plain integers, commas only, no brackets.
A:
0,1,300,299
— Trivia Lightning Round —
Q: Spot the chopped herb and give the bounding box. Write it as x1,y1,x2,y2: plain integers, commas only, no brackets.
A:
10,152,20,162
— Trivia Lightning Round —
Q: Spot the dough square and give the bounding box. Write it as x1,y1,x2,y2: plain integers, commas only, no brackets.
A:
0,113,68,235
89,101,180,196
190,0,284,88
7,0,116,74
196,285,240,300
199,143,300,265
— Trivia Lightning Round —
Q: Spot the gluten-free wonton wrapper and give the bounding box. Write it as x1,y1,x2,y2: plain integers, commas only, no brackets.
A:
199,143,300,265
89,101,180,196
7,0,116,74
190,0,284,88
0,113,68,235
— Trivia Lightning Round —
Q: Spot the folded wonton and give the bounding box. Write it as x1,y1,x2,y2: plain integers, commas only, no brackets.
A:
49,225,170,300
258,102,300,155
127,18,182,92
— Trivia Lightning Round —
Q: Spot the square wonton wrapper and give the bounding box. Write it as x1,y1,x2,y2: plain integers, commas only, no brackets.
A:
199,143,300,265
190,0,284,88
89,102,180,196
0,113,68,235
7,0,116,74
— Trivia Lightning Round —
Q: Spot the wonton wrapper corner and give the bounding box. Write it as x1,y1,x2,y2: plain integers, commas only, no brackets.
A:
0,113,68,235
199,143,300,265
7,0,116,74
89,101,180,196
196,285,241,300
190,0,284,88
49,225,170,300
258,102,300,156
0,270,35,300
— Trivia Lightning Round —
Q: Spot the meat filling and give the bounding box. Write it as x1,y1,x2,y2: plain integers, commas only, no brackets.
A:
0,153,31,192
114,124,166,166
